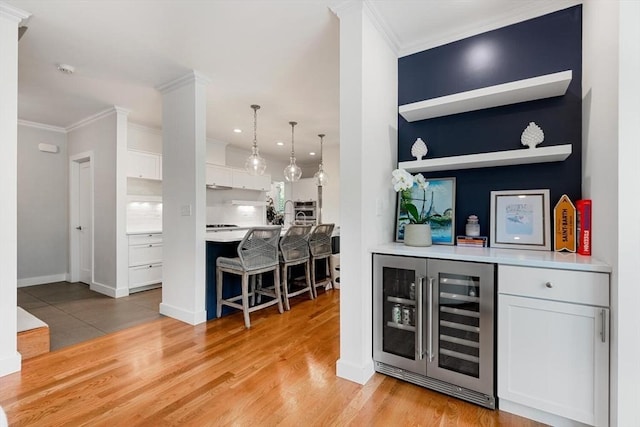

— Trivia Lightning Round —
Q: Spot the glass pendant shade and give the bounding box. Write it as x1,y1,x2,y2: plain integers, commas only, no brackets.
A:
245,104,267,176
283,121,302,182
314,133,329,186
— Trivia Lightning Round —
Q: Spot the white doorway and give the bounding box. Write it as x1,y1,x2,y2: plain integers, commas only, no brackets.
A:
70,152,94,285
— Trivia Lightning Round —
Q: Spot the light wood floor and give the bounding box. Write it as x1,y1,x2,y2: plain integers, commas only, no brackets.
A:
0,290,543,426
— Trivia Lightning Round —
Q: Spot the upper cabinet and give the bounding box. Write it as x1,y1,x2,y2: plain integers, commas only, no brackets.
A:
128,150,162,180
206,163,271,191
399,70,572,122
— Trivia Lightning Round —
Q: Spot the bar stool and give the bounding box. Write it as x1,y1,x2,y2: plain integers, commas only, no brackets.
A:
216,226,283,328
279,224,314,310
309,223,335,298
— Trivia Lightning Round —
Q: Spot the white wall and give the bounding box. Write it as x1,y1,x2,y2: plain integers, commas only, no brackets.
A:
0,2,30,377
68,111,120,295
17,124,69,285
334,2,398,384
321,144,340,226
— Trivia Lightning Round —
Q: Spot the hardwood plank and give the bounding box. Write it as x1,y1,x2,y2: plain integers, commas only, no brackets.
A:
0,291,544,426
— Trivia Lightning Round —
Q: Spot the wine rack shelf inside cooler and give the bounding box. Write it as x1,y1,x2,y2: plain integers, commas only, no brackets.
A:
387,296,416,306
386,321,416,332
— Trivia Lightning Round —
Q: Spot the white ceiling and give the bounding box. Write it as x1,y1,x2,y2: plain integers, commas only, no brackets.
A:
9,0,580,164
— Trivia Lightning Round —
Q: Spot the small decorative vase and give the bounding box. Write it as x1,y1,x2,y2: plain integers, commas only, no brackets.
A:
404,223,432,247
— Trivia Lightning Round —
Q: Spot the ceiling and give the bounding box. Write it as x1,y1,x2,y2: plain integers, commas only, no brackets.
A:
9,0,580,164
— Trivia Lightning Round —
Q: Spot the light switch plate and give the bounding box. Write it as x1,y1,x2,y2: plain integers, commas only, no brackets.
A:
180,205,192,216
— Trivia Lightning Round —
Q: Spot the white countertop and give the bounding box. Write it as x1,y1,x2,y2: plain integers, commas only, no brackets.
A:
372,242,611,273
206,224,339,242
127,229,162,235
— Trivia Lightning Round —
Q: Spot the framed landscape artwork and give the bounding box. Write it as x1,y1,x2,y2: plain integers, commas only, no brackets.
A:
395,177,456,245
490,189,551,251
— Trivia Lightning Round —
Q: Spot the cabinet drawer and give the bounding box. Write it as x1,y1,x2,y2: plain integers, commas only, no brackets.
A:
129,243,163,266
129,233,163,245
498,265,609,307
129,264,162,288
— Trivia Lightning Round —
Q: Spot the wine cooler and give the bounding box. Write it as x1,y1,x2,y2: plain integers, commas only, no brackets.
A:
373,254,496,408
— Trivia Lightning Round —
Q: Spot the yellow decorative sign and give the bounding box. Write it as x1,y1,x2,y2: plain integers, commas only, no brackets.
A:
554,194,576,252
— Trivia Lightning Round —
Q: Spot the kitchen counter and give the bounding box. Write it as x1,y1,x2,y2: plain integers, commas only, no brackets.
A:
127,229,162,235
371,242,611,273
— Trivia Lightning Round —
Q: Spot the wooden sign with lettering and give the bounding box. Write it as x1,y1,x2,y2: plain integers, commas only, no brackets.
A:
553,194,576,252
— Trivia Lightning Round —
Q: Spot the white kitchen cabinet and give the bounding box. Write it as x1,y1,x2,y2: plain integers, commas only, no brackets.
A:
498,265,609,427
128,150,162,180
290,177,317,201
206,164,232,187
231,169,271,191
128,233,162,291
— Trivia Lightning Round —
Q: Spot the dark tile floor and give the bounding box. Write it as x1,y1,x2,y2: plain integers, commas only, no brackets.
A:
18,282,162,351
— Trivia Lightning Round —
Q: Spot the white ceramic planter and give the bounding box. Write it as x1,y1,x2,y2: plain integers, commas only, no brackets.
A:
404,223,432,247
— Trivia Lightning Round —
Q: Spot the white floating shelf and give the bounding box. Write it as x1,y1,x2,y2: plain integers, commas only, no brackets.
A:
399,70,572,122
398,144,572,173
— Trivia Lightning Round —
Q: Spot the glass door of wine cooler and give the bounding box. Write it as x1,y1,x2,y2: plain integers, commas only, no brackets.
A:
426,259,495,395
373,254,427,375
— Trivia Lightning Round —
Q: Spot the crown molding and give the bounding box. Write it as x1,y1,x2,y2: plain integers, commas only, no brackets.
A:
129,122,162,135
17,119,67,133
0,3,31,24
398,1,582,57
66,106,129,133
156,70,212,94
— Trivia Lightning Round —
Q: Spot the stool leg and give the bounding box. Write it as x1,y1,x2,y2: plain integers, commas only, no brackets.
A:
282,264,291,311
216,268,223,318
255,274,263,305
274,266,283,314
242,272,251,328
310,257,317,298
327,257,335,290
305,259,314,300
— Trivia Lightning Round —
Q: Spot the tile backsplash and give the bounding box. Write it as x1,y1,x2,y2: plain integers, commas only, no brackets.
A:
127,200,162,232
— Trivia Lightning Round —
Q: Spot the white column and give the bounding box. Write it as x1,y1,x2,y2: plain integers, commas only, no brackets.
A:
616,2,640,425
158,71,209,325
0,2,30,377
331,1,398,384
115,107,130,296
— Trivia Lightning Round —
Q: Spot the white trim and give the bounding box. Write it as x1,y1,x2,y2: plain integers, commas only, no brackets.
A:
0,3,31,24
499,399,590,427
17,273,68,287
363,0,400,55
17,119,66,133
156,70,211,94
336,358,375,385
90,281,129,298
128,122,162,136
0,352,21,377
398,1,582,57
159,302,206,325
69,151,94,285
66,105,131,133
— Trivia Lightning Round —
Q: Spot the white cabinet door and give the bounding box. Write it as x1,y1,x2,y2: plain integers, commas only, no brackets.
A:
206,164,233,187
128,264,163,289
498,294,609,426
128,150,161,180
231,169,271,191
291,177,317,201
128,243,163,266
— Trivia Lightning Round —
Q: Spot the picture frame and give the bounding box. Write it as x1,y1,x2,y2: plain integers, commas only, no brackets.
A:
395,177,456,245
490,189,551,251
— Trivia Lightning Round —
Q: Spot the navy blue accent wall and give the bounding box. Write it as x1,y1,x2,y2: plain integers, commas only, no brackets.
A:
397,6,582,246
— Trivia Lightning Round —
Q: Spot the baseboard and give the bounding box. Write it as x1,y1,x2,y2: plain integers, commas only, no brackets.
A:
0,351,22,377
89,282,128,298
17,273,68,287
499,399,590,427
336,357,375,385
159,302,206,325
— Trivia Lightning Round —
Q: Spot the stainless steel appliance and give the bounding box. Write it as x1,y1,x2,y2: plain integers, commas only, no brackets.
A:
293,201,316,224
373,254,496,408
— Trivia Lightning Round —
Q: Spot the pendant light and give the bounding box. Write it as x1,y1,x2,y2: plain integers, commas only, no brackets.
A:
283,121,302,182
244,104,267,175
314,133,329,186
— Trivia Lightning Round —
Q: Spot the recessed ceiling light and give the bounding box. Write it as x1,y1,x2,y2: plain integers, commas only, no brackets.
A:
56,63,74,74
233,128,242,133
309,152,316,156
276,141,284,146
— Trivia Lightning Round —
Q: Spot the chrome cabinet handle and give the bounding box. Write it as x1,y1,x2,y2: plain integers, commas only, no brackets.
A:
416,276,425,360
601,309,607,343
545,282,553,288
76,226,82,230
428,277,434,363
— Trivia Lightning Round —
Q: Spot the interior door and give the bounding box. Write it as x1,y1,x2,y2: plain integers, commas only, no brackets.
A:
78,160,92,284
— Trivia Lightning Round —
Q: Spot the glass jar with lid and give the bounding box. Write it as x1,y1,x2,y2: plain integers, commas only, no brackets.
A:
465,215,480,237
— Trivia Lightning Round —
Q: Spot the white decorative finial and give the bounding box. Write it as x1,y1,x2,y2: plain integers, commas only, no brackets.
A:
521,122,544,149
411,138,428,160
